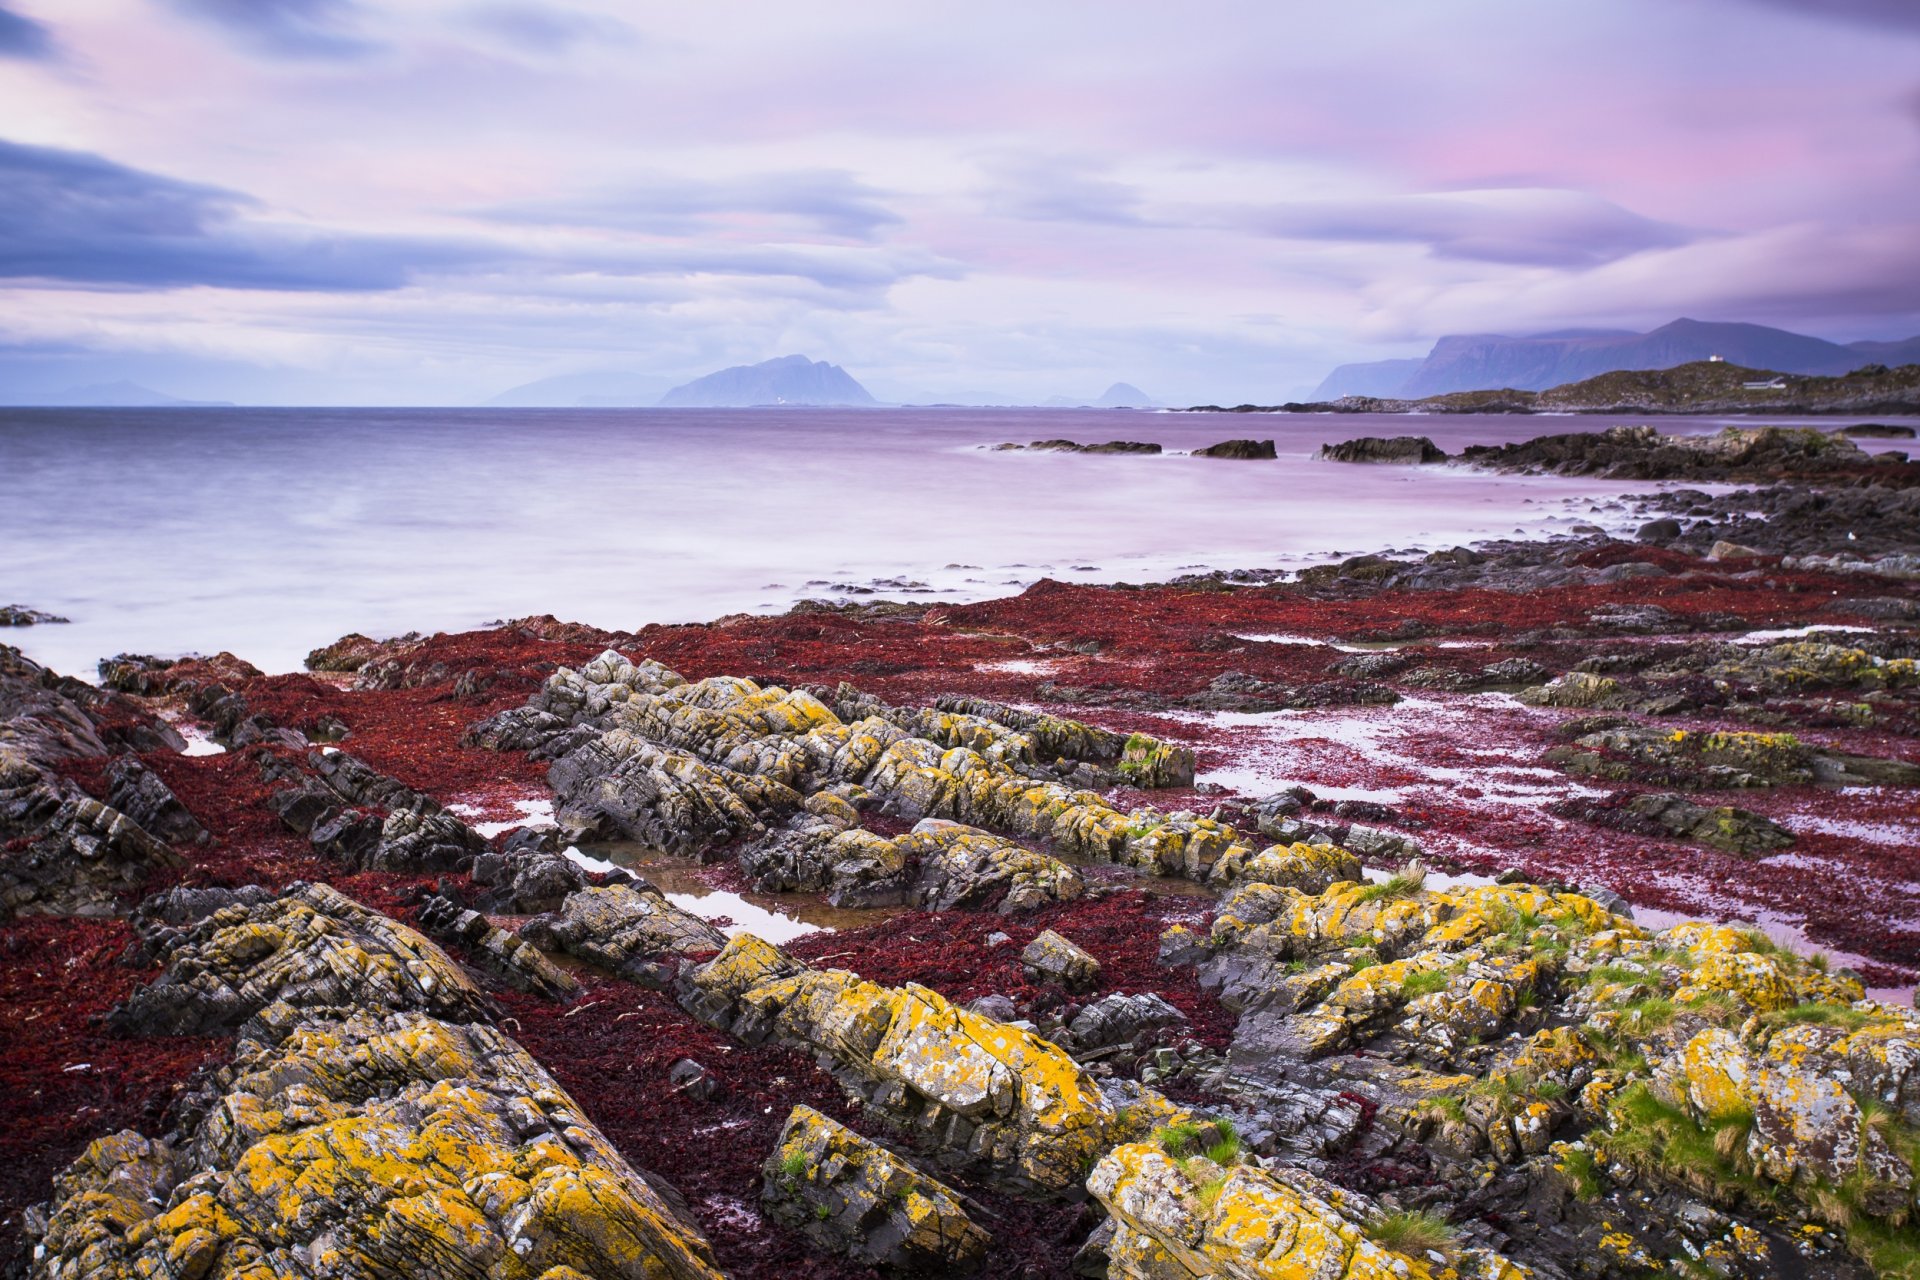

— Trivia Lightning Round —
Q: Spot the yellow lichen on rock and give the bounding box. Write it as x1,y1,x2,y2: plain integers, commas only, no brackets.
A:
32,1009,723,1280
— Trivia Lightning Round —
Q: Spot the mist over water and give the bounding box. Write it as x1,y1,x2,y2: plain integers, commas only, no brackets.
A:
0,406,1862,678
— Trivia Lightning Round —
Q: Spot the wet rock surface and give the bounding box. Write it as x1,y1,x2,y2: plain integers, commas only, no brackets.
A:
1319,434,1447,464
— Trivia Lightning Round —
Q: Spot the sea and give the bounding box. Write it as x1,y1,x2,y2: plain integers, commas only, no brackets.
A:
2,405,1910,679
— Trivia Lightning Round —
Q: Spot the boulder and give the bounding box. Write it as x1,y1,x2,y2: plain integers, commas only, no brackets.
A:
1022,929,1101,991
762,1104,988,1275
1318,434,1447,465
103,755,205,845
1192,438,1276,460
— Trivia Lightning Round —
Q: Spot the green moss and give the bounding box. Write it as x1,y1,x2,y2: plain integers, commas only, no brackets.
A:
1603,1083,1773,1210
1366,1209,1459,1260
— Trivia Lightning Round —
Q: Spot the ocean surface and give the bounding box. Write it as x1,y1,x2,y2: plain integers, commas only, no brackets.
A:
2,406,1909,678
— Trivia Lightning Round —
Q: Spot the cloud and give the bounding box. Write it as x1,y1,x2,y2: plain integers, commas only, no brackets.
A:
161,0,376,59
0,3,54,59
1246,188,1701,267
1738,0,1920,32
479,170,903,241
979,162,1150,227
0,138,478,289
462,2,635,53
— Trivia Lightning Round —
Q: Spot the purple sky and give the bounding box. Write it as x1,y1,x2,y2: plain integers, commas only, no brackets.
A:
2,0,1918,404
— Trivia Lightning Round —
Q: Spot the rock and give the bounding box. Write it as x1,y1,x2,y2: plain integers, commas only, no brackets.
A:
1192,438,1276,459
965,993,1020,1022
1118,733,1196,788
519,883,727,988
1,785,182,919
1211,840,1362,892
1088,1143,1527,1280
0,605,68,626
468,826,588,914
762,1104,989,1275
678,935,1138,1191
416,893,579,1000
1066,992,1187,1054
303,631,385,671
1022,928,1101,991
103,754,205,845
668,1056,727,1102
1520,670,1627,708
1709,539,1765,561
1318,434,1447,464
1837,422,1916,438
1636,517,1684,542
108,881,494,1036
1553,791,1795,856
261,748,489,873
33,1007,724,1280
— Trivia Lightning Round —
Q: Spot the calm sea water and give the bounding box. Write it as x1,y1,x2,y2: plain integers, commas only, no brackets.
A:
2,406,1907,678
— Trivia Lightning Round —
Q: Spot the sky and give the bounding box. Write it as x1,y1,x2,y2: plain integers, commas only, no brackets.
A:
1,0,1918,405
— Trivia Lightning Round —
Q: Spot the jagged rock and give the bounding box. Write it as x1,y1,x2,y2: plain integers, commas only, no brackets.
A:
1318,434,1447,464
762,1104,989,1275
1066,993,1187,1055
1117,733,1196,788
31,1006,723,1280
416,893,578,1000
520,883,727,987
103,754,205,845
1022,929,1101,991
469,826,588,914
109,881,494,1036
1553,791,1795,856
677,934,1154,1191
1089,1143,1528,1280
261,748,489,873
1192,438,1276,459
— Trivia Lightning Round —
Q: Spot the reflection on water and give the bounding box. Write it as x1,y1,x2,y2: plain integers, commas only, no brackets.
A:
576,841,903,940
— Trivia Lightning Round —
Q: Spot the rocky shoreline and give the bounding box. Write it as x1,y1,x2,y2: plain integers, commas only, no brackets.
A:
7,425,1920,1279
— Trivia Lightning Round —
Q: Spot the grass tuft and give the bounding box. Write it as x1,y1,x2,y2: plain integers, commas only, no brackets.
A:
1366,1208,1458,1260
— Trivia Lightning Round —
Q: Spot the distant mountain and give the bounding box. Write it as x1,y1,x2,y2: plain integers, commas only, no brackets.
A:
657,355,876,408
1312,319,1920,399
1311,358,1427,400
25,381,232,407
1094,382,1161,408
486,371,676,408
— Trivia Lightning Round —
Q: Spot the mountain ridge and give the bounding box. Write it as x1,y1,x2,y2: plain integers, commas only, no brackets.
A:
1314,319,1920,400
657,355,877,407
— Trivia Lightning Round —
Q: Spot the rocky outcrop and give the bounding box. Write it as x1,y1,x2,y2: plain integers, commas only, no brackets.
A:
1551,791,1795,856
2,647,192,917
31,1005,724,1280
677,933,1172,1192
1547,724,1920,789
1165,872,1917,1278
261,748,490,873
1192,438,1276,460
1319,434,1447,465
0,605,68,626
109,881,495,1036
520,883,728,987
742,815,1084,913
1462,423,1876,481
469,654,1219,890
416,893,579,1000
103,754,206,845
762,1104,989,1274
1088,1142,1528,1280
